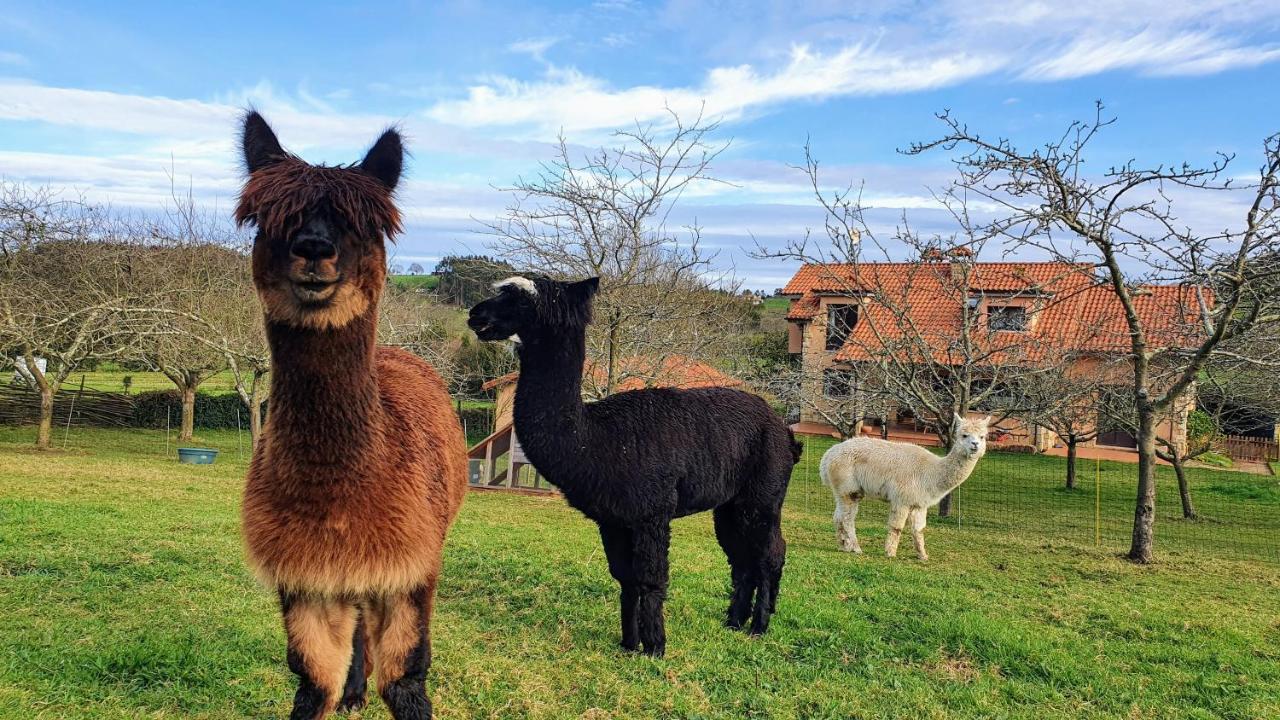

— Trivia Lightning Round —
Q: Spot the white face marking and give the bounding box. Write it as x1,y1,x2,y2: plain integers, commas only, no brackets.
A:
493,276,538,297
509,333,522,344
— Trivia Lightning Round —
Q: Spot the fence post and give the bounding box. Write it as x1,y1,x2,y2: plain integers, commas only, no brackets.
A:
1095,456,1101,548
62,375,86,448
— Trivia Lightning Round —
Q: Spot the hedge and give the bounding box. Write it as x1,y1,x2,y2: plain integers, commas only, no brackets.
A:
131,390,262,430
457,405,493,446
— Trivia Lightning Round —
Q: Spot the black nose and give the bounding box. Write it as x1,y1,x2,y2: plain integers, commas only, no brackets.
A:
291,236,337,261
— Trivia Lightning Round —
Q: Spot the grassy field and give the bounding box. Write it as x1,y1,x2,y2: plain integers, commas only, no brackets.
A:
761,296,790,312
1,427,1278,719
67,364,241,395
391,274,440,291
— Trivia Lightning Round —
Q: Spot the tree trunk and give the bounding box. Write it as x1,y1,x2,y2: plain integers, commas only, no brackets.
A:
249,403,262,447
1065,439,1078,490
1172,455,1197,519
36,388,55,450
937,423,954,517
1128,407,1158,563
248,372,267,449
179,385,196,442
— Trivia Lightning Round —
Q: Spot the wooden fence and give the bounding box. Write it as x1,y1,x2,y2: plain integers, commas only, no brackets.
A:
1221,435,1280,463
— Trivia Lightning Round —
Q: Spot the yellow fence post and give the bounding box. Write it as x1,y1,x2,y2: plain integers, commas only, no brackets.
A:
1095,456,1102,547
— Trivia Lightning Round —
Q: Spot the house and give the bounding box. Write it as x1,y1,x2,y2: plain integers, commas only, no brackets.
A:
468,355,744,492
780,258,1202,455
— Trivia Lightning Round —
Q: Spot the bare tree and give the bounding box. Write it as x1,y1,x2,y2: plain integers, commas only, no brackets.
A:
0,184,162,449
378,282,464,392
757,147,1064,515
905,104,1280,562
132,187,246,441
1019,350,1114,490
484,109,753,398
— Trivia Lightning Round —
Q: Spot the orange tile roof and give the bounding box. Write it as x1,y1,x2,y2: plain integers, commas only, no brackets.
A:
782,261,1088,296
782,262,1207,364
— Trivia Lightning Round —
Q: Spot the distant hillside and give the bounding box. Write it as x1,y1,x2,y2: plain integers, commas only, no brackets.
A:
392,274,439,290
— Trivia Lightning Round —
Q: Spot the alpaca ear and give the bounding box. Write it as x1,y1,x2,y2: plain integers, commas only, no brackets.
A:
981,415,992,426
953,413,964,428
360,129,404,190
241,110,286,174
570,276,600,299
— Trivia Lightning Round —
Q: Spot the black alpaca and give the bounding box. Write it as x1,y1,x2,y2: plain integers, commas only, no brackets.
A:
469,276,801,656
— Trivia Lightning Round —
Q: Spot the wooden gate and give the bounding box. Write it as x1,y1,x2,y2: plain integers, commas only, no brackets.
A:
1221,435,1280,462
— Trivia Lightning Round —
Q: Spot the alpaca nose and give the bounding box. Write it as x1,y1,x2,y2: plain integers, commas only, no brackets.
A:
291,235,337,261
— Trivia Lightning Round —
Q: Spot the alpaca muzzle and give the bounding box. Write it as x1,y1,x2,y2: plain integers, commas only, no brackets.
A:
290,274,341,304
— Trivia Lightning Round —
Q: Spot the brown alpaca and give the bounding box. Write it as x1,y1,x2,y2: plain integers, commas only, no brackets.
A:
235,111,467,720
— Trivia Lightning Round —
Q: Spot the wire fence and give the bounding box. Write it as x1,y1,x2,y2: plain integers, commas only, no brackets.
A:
5,382,1275,564
785,435,1280,565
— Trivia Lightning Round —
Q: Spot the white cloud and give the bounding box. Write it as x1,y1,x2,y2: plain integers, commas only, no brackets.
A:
1023,29,1280,80
506,36,562,62
426,43,1000,133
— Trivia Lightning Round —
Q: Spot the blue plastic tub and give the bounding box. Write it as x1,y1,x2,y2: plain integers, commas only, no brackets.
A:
177,447,219,465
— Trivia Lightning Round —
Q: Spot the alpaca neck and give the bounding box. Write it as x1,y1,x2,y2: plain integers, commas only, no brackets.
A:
266,305,382,465
931,444,982,497
510,326,589,481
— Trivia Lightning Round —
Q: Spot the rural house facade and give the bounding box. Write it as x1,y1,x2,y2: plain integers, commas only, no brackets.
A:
780,258,1201,453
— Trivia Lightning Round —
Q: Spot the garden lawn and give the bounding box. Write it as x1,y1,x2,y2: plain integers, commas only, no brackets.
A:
1,427,1278,719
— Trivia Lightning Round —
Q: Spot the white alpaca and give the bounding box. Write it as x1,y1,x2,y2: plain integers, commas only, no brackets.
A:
820,414,990,561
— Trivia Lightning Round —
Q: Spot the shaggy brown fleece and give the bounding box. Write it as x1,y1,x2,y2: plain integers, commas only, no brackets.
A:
235,156,402,243
236,110,466,720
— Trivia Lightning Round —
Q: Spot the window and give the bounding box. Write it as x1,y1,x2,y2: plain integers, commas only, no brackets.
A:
826,304,859,350
824,368,854,398
988,305,1028,332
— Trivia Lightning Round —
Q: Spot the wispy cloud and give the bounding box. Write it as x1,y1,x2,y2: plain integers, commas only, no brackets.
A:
506,36,562,62
0,50,28,66
1023,29,1280,80
426,43,1000,133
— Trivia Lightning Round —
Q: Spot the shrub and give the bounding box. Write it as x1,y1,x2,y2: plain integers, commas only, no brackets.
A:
132,390,261,430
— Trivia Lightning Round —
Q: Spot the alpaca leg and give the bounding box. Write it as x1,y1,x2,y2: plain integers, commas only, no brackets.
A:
713,506,753,630
598,524,640,651
834,494,863,553
337,609,371,712
369,584,435,720
749,521,785,636
910,507,929,561
631,523,671,657
885,505,910,558
279,592,358,720
767,529,786,615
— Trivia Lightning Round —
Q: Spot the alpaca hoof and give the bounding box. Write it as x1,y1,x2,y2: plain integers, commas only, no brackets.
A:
641,643,665,658
337,694,367,713
725,615,747,631
918,555,929,563
748,622,769,637
619,639,640,653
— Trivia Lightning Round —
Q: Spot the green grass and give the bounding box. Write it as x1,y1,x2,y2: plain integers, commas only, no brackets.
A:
65,364,241,395
1196,451,1233,469
761,296,790,312
392,274,439,290
1,427,1278,719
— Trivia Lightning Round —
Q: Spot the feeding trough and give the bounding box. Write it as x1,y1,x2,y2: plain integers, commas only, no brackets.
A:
177,447,219,465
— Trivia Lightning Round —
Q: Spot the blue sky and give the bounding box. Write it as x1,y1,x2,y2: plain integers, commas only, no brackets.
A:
2,0,1279,289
